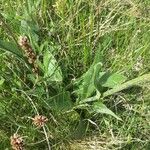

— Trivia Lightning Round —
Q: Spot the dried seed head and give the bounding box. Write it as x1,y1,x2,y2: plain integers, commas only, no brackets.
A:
32,63,38,73
18,35,38,74
32,115,48,127
10,134,24,150
28,58,34,64
32,67,38,73
18,36,28,47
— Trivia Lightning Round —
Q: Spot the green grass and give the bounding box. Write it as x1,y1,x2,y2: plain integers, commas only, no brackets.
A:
0,0,150,149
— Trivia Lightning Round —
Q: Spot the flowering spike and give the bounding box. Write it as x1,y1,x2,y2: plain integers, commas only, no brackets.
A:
18,36,38,74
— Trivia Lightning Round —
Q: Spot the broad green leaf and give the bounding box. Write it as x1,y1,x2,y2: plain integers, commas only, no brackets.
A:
74,62,102,100
92,101,122,120
94,72,126,93
43,50,62,82
73,45,104,100
94,64,105,93
103,73,150,98
81,67,95,99
102,73,127,88
0,40,23,58
20,20,39,42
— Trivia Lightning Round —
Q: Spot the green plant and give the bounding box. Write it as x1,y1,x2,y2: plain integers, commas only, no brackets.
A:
0,31,150,139
0,0,150,149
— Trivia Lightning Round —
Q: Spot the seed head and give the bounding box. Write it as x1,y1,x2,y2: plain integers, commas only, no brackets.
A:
32,115,48,128
18,36,28,47
18,36,38,74
10,134,24,150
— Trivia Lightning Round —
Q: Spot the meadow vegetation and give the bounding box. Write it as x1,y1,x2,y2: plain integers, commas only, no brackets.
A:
0,0,150,149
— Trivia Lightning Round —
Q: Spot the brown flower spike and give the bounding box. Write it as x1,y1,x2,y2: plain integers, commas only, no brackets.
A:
32,115,48,128
18,36,38,73
10,134,24,150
